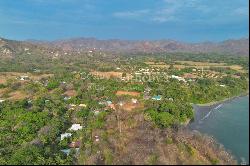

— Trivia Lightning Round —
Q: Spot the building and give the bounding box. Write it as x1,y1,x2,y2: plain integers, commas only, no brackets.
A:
94,110,100,115
131,98,138,104
69,141,81,148
106,100,112,105
60,133,72,140
171,75,186,82
61,148,80,155
69,124,83,131
152,95,162,101
79,104,87,107
64,96,71,101
20,75,29,81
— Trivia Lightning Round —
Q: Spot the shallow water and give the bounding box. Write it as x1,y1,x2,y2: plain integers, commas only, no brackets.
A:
189,96,249,164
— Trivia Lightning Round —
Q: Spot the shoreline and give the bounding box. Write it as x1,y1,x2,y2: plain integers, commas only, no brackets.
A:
194,92,249,107
188,92,249,165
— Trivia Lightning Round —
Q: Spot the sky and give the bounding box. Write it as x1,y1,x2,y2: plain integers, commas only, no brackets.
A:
0,0,249,42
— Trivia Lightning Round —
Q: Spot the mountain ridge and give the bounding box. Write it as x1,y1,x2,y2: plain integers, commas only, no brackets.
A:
0,37,249,56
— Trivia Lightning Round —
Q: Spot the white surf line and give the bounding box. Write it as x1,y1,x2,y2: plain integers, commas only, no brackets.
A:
214,103,223,110
200,110,212,121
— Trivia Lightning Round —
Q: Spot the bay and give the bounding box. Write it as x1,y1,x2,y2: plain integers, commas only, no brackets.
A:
189,96,249,164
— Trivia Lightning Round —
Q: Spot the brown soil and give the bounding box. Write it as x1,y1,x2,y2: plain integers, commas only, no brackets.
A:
78,109,236,165
116,91,140,97
8,91,29,100
64,89,77,97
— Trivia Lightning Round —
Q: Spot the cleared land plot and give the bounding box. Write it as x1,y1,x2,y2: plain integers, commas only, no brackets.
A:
64,89,77,97
91,71,132,79
175,61,244,72
121,102,144,111
144,61,245,72
0,72,54,84
8,90,29,100
175,61,226,66
116,90,140,97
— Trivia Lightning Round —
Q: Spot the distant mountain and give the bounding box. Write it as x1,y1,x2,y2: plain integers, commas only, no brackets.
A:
0,37,249,58
44,37,249,56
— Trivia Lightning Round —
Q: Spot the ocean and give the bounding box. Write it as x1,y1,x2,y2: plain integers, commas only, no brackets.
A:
189,95,249,164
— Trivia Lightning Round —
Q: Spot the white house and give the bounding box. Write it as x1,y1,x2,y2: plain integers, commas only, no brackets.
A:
171,75,186,82
94,110,100,115
69,124,83,131
61,133,72,140
20,75,29,81
69,104,77,107
131,98,138,104
79,104,87,107
0,99,5,103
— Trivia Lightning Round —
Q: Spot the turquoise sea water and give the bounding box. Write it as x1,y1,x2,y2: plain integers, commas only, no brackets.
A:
190,96,249,164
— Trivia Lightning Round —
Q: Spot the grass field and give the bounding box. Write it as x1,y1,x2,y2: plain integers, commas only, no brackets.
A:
144,61,245,72
0,72,53,84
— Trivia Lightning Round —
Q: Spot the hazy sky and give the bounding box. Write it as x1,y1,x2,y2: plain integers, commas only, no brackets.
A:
0,0,249,42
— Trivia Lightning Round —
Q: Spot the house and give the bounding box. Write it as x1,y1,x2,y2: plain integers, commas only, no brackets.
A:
220,84,226,87
171,75,186,82
152,95,162,101
98,101,105,105
168,98,174,101
64,96,71,101
0,99,5,103
69,104,77,107
182,73,197,79
131,98,138,104
69,124,83,131
61,149,71,155
95,135,99,142
118,101,124,106
99,100,112,106
79,104,87,107
20,75,29,81
69,141,81,148
61,148,80,155
60,133,72,140
94,110,100,115
144,95,151,100
108,104,116,110
106,100,112,105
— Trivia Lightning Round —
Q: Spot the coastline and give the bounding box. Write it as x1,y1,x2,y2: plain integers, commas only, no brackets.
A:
194,91,249,107
188,93,249,164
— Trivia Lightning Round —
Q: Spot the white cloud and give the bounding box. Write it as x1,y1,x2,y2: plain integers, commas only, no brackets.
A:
233,7,249,16
113,10,150,19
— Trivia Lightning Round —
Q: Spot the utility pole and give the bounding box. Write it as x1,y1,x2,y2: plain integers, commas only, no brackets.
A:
202,67,204,77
